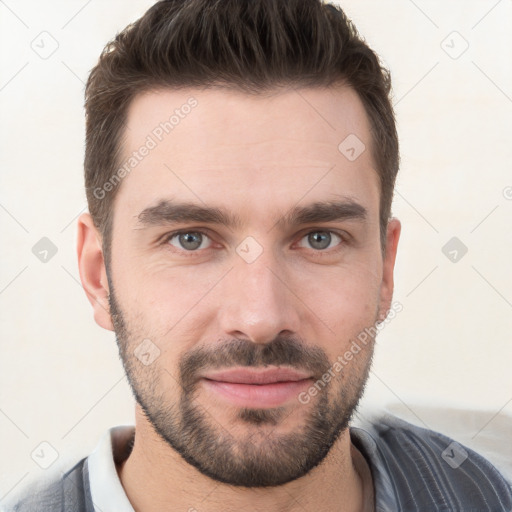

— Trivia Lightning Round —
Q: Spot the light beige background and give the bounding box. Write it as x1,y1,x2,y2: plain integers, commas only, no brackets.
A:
1,0,511,501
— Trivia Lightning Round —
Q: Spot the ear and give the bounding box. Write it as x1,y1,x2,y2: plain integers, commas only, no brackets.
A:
76,213,114,331
378,217,401,322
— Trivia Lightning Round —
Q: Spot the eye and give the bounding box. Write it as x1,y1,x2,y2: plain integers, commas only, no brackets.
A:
297,230,344,251
166,231,212,251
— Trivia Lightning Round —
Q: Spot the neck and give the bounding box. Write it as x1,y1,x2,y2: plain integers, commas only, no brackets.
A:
117,405,365,512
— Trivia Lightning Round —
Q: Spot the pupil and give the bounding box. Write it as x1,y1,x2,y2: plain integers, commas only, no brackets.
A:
309,232,330,250
180,232,201,250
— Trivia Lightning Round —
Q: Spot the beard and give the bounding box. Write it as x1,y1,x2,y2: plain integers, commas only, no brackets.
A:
108,276,375,488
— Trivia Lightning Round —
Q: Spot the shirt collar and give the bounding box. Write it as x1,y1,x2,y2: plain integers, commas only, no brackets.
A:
87,425,135,512
350,426,399,512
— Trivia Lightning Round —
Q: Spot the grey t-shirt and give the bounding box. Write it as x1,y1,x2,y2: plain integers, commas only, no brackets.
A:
4,414,512,512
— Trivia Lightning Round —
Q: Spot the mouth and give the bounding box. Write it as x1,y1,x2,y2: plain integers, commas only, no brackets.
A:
200,367,314,408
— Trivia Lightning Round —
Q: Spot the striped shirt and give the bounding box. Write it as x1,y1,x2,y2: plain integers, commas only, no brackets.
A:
4,414,512,511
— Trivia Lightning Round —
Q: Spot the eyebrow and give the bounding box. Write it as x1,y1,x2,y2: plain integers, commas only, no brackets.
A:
137,200,243,229
136,198,368,230
280,199,367,229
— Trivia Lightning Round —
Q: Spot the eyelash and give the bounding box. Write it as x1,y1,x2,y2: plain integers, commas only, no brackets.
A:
160,229,350,255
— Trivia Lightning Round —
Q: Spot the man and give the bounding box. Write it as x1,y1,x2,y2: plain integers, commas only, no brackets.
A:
5,0,512,511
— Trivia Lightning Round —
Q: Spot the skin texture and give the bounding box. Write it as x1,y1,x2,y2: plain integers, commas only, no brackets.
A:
77,85,401,512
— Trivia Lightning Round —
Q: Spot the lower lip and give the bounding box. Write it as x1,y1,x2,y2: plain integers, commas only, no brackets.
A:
201,378,313,408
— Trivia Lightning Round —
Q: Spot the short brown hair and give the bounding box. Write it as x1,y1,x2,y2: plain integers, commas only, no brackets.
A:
84,0,399,261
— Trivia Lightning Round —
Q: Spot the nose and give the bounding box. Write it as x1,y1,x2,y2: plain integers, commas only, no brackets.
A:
217,249,302,344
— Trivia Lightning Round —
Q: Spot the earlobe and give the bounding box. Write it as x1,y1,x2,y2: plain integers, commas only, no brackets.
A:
76,213,114,331
378,218,401,322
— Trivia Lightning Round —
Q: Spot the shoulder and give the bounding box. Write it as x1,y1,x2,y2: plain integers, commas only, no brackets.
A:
2,458,92,512
351,414,512,511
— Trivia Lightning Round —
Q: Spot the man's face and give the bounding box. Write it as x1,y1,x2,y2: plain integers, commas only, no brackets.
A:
103,86,398,487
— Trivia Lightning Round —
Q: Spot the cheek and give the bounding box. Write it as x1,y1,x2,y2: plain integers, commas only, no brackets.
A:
299,263,382,361
301,258,381,314
119,259,214,318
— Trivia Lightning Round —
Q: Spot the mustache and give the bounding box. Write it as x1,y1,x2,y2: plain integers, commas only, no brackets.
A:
179,335,331,390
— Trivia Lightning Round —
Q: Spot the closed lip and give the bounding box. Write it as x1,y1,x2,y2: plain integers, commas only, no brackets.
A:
201,367,313,385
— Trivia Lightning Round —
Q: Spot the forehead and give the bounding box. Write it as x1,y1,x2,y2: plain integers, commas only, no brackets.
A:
116,85,379,225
